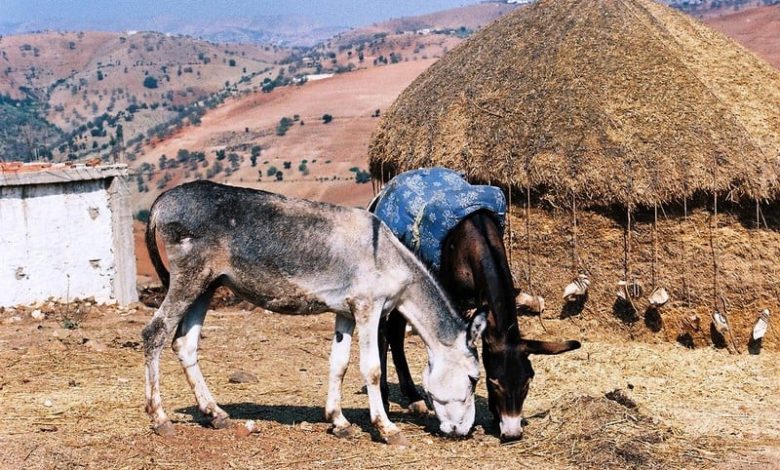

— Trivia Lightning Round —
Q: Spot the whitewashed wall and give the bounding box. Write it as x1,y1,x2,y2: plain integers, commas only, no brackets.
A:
0,180,118,306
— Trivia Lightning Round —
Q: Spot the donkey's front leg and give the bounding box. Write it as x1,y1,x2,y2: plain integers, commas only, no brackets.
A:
354,299,407,446
325,315,356,438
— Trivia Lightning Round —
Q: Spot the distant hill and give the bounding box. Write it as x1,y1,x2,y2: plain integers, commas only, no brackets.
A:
704,5,780,68
0,31,287,162
667,0,779,17
3,0,780,169
0,15,346,47
331,2,519,47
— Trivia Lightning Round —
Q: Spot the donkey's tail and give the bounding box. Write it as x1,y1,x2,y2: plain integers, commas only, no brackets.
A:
145,205,170,290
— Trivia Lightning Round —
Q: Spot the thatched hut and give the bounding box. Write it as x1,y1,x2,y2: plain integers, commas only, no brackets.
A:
368,0,780,349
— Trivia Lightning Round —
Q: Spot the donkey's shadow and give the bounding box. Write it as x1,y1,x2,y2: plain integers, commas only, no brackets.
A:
174,382,493,439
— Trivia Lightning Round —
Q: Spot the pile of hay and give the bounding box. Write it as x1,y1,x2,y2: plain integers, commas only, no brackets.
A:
369,0,780,208
520,391,721,469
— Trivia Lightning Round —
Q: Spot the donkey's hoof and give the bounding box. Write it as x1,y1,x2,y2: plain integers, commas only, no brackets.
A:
330,424,358,439
153,421,176,437
211,415,232,429
408,400,429,416
385,431,409,448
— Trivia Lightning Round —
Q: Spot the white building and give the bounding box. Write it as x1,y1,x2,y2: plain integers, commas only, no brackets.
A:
0,163,138,307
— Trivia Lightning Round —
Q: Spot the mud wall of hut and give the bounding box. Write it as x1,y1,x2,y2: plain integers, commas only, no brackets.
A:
504,203,780,351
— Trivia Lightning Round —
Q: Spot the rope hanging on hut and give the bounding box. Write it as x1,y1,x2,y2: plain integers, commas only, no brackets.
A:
652,201,658,288
710,188,740,353
526,174,532,291
572,193,578,274
625,204,632,282
682,192,690,306
507,179,513,277
711,191,720,311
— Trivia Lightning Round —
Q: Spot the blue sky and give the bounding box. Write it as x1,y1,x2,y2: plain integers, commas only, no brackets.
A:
1,0,481,27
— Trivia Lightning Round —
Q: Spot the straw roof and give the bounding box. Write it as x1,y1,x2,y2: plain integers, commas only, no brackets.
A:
368,0,780,207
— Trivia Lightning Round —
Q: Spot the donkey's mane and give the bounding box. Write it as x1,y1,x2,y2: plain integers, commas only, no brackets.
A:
381,225,467,341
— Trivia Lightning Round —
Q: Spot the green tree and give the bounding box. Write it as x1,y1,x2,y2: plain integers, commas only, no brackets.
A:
134,209,151,222
276,117,293,136
355,169,371,184
228,152,240,169
322,114,333,124
143,76,158,89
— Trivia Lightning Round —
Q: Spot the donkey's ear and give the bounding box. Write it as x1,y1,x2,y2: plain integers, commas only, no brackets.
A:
520,339,581,355
467,311,488,349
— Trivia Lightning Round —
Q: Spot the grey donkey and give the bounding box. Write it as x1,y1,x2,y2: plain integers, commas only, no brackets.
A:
142,181,485,444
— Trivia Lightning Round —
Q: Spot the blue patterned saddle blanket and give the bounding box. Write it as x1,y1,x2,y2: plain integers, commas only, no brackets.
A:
372,167,507,272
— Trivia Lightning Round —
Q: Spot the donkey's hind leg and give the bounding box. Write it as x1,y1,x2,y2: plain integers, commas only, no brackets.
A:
142,272,213,436
171,284,230,429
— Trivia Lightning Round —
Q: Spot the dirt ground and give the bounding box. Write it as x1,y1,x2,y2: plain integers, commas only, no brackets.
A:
1,300,778,469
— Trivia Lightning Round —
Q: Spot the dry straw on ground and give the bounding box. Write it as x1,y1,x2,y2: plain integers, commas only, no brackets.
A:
2,303,778,469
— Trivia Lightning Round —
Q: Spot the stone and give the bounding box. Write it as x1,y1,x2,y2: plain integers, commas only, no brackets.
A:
31,309,45,320
235,420,258,438
228,370,258,384
84,339,108,352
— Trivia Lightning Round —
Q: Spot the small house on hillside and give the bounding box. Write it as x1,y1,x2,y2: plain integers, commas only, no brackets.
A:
0,162,138,307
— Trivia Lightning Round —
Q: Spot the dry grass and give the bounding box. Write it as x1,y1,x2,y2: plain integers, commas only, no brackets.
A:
368,0,780,208
1,300,778,469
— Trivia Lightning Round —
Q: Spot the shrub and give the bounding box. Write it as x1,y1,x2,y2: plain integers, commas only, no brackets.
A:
267,166,278,176
143,76,158,89
322,114,333,124
134,209,151,222
355,169,371,184
276,117,293,136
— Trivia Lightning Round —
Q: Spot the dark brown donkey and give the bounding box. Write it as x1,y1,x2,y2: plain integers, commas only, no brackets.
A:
374,207,581,442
